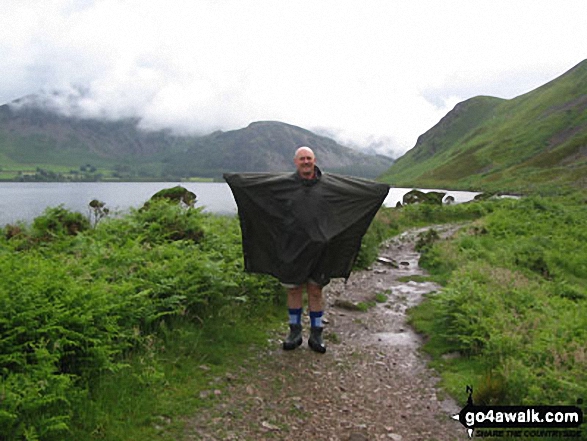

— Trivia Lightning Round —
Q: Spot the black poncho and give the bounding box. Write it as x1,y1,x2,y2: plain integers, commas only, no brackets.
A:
224,167,389,286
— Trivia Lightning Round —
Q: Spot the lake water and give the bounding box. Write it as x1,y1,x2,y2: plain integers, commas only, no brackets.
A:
0,182,479,225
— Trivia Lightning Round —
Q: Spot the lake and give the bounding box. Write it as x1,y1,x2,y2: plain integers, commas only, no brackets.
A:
0,182,480,225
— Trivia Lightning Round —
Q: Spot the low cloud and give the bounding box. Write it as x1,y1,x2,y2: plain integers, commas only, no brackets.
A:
2,0,586,157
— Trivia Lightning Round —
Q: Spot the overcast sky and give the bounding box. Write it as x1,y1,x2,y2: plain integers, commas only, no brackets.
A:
1,0,586,157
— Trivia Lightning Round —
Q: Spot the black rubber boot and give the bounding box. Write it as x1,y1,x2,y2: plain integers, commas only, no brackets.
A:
308,327,326,354
282,324,303,350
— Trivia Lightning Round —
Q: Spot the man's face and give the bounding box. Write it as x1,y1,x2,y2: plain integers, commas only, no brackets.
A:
294,148,316,179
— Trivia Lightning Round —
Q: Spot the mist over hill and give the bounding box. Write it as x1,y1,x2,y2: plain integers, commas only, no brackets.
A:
380,59,587,192
0,100,393,181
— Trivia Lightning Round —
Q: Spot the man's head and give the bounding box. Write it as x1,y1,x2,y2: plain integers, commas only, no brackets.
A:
294,146,316,179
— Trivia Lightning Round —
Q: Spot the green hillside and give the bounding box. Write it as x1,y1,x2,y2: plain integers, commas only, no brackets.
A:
380,59,587,193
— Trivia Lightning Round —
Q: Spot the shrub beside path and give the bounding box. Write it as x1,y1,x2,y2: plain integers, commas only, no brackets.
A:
184,225,466,440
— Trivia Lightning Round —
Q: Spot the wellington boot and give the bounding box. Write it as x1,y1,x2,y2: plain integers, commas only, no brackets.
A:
308,326,326,354
282,324,303,350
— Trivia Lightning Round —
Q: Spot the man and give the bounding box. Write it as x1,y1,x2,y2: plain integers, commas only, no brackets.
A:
224,146,389,354
282,147,327,353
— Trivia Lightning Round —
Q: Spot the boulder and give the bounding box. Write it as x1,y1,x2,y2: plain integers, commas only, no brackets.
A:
145,186,197,208
402,189,445,205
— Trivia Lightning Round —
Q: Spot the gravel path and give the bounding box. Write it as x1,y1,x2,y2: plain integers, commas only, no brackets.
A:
184,225,467,440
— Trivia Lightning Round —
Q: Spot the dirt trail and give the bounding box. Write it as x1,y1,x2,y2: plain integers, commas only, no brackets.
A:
184,225,467,440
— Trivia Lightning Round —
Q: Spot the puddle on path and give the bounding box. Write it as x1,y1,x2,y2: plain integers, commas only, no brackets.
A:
371,329,423,347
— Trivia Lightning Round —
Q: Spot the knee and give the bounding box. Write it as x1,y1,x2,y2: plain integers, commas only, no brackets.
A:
307,284,322,301
287,286,303,301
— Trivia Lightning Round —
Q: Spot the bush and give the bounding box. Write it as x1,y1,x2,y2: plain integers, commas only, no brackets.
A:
32,206,90,239
0,202,281,439
410,193,587,406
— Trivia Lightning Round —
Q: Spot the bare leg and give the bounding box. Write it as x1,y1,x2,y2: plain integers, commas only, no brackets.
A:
307,282,323,312
287,285,304,309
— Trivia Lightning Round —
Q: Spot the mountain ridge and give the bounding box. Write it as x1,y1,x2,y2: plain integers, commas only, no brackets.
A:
379,59,587,192
0,102,393,181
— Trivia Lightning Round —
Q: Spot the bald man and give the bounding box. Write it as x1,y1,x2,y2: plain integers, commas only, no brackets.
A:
283,146,326,353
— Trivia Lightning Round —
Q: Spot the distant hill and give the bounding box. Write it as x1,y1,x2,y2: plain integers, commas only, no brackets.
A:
379,59,587,192
0,100,392,181
159,121,394,178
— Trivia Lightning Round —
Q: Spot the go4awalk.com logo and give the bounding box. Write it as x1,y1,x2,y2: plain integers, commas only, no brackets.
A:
452,386,584,438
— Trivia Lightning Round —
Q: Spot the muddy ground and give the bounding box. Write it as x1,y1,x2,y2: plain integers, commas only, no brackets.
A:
184,225,468,440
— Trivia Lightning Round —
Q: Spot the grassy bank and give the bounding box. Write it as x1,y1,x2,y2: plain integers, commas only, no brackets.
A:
0,200,284,440
406,192,586,417
2,190,585,439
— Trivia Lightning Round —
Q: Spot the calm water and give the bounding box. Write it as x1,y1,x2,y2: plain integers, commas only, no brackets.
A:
0,182,479,225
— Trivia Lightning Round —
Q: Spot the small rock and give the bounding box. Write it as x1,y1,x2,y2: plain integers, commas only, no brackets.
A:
388,434,403,440
377,257,399,268
441,352,461,360
334,299,362,311
261,421,280,431
152,415,171,430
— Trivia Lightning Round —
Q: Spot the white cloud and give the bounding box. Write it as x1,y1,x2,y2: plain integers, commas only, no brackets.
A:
1,0,586,157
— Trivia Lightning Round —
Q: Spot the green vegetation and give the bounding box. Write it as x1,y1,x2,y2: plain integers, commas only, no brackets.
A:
356,301,377,312
355,198,493,271
2,187,586,440
374,291,389,303
407,193,587,411
380,59,587,193
0,199,285,440
0,162,166,182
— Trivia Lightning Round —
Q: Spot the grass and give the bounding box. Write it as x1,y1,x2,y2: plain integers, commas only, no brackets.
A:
0,200,287,440
69,311,283,441
407,292,486,404
374,291,388,303
407,192,587,411
356,301,376,312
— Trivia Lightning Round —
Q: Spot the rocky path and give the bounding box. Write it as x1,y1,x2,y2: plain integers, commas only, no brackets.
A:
184,225,467,440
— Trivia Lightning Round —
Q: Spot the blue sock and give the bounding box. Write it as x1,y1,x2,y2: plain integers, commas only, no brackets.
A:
310,311,323,328
288,308,302,325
